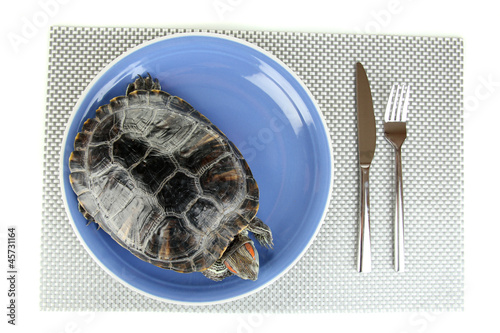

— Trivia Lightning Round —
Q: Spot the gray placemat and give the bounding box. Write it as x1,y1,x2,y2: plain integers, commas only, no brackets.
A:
41,27,463,312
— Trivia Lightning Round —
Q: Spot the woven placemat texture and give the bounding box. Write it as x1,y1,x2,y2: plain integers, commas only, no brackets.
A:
41,27,463,312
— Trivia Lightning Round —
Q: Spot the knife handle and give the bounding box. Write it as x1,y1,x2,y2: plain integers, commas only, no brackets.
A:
358,166,372,273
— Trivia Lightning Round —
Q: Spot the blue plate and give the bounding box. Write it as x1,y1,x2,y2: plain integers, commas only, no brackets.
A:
60,33,333,304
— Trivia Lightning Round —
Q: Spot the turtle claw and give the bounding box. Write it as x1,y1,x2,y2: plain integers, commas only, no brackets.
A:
126,73,161,95
255,233,274,250
248,217,274,250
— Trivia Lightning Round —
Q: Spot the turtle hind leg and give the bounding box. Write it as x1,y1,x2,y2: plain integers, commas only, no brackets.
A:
248,217,274,249
126,73,161,95
78,203,101,230
202,260,233,281
78,203,93,223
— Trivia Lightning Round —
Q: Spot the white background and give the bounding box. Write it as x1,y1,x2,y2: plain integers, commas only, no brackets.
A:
0,0,497,332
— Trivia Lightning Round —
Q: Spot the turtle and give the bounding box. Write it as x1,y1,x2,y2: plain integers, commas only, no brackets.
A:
69,74,273,281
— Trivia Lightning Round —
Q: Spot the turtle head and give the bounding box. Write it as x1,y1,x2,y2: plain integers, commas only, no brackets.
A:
223,238,260,281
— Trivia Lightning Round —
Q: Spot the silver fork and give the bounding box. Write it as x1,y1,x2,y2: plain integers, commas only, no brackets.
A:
384,84,410,272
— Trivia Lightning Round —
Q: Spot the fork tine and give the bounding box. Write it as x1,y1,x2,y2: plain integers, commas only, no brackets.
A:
396,84,406,121
401,84,410,121
385,84,396,122
391,85,401,121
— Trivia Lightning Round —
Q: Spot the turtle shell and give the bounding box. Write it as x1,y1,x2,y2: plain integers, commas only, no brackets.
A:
69,87,259,273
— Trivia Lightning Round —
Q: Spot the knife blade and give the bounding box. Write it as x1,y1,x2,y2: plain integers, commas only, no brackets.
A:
355,62,376,273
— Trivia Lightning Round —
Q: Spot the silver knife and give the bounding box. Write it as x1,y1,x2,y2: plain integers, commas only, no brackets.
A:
355,62,376,273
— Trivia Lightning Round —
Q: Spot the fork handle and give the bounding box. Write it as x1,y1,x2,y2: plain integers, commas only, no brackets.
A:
357,166,372,273
394,147,405,272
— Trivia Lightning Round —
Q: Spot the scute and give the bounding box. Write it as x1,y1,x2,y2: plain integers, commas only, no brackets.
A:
93,167,134,217
130,150,177,194
186,198,221,233
176,127,230,174
87,144,112,173
69,80,259,274
90,113,122,144
157,217,199,260
147,110,197,150
69,151,85,172
121,105,156,134
112,134,151,169
200,155,246,209
156,172,199,214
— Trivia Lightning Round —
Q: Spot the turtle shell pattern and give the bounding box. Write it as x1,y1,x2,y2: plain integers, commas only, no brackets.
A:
69,89,259,273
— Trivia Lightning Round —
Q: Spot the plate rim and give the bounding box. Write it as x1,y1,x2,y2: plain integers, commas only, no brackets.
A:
59,31,334,305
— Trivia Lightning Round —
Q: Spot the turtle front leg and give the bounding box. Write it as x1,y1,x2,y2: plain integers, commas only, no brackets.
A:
248,217,273,249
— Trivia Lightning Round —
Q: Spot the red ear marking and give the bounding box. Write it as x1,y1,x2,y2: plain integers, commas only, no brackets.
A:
225,261,237,274
245,243,256,260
